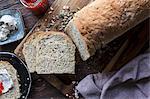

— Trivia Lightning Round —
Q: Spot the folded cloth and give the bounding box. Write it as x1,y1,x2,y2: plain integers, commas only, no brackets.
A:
76,53,150,99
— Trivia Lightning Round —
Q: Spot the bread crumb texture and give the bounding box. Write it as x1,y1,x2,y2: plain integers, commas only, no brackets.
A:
23,31,75,74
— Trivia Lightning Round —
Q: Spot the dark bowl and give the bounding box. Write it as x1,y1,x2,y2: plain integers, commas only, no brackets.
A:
0,52,31,99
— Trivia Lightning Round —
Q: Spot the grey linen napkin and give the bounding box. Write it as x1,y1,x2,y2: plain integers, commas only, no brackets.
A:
76,53,150,99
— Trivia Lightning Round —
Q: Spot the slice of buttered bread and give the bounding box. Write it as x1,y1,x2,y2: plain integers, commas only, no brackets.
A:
0,61,20,99
23,31,76,74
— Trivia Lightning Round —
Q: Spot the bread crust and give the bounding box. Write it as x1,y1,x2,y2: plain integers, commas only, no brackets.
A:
66,0,149,60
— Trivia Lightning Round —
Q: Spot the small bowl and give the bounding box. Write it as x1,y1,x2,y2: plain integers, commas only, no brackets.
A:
0,52,31,99
0,9,25,45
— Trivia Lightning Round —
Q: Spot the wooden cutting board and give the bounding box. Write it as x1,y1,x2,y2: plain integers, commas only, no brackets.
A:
14,0,98,98
14,0,149,98
13,0,124,97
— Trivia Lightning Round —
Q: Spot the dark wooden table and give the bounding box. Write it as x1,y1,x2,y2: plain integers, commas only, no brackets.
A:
0,0,149,99
0,0,66,98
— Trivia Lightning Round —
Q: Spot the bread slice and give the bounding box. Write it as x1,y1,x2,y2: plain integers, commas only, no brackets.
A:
65,0,149,61
23,31,76,74
0,61,20,99
35,32,75,74
22,32,42,72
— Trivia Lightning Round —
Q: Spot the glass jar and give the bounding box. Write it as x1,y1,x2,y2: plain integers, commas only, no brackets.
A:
20,0,49,15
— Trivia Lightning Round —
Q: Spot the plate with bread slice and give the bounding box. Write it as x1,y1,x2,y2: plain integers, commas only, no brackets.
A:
0,52,31,99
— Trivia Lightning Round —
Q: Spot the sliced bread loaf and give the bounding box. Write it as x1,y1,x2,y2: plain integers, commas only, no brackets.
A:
23,31,76,74
0,61,20,99
65,0,149,61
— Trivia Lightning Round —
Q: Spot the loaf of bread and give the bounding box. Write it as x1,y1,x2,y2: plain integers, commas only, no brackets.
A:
0,61,20,99
65,0,149,61
23,31,75,74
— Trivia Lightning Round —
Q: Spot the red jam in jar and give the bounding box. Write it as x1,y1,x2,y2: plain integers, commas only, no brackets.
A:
20,0,49,15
